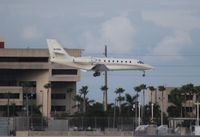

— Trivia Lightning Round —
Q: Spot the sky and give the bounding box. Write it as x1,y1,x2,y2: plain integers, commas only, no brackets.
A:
1,0,200,103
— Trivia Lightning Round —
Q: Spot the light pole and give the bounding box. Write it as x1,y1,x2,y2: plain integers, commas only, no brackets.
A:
138,103,140,126
7,92,10,135
151,103,154,123
113,99,116,129
132,104,135,130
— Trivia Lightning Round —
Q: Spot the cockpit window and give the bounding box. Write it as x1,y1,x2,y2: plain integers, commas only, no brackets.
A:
137,60,144,64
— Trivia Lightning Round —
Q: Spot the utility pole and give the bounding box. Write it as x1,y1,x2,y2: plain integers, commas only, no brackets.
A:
103,45,108,111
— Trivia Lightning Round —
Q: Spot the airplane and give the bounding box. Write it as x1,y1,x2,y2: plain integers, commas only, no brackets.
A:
47,39,154,77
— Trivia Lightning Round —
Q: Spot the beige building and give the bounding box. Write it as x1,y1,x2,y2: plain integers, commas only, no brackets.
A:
0,45,81,117
147,87,197,117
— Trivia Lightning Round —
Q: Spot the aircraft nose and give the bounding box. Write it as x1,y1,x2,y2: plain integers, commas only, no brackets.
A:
145,64,154,70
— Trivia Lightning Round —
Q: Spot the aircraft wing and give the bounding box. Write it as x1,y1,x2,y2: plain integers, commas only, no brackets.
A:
91,64,109,71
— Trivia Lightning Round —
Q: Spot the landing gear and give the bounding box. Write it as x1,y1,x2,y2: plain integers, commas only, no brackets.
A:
142,71,146,77
93,71,101,77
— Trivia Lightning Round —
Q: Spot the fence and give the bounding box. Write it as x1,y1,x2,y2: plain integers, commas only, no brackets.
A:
4,116,137,132
0,117,196,136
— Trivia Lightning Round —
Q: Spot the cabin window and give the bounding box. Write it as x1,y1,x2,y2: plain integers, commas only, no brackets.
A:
108,60,110,62
104,60,106,62
121,61,123,63
112,60,114,63
130,61,131,63
117,60,119,63
125,61,127,63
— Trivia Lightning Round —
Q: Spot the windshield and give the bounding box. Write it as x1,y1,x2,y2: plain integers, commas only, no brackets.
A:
137,60,144,64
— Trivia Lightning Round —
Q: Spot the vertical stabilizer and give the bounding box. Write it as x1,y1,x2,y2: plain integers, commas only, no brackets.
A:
47,39,73,61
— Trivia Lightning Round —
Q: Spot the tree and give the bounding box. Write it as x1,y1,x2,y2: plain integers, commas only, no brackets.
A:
134,86,142,120
180,83,194,117
123,93,138,116
168,88,184,117
79,85,89,113
143,103,161,125
114,87,125,115
73,94,83,113
158,85,166,125
148,86,156,103
100,85,108,111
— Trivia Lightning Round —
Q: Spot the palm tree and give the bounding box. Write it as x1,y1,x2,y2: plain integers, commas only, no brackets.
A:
134,86,142,123
168,88,184,117
73,94,83,113
148,86,156,103
100,85,108,111
158,85,166,125
79,85,89,113
114,87,125,115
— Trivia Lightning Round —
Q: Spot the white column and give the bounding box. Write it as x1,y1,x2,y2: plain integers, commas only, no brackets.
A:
195,102,200,126
151,103,154,122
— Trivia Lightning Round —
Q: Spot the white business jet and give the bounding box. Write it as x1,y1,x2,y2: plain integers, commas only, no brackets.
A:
47,39,153,77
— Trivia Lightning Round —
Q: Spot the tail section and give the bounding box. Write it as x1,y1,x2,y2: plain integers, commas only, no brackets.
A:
47,39,73,61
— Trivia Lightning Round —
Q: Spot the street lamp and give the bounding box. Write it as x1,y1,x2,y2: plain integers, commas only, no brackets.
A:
151,103,154,123
132,104,135,130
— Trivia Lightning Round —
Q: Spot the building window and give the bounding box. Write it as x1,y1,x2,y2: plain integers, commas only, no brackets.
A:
185,107,193,113
19,81,36,87
0,57,48,62
0,93,20,99
52,69,77,75
186,95,193,100
51,106,66,111
0,80,17,86
137,60,144,64
51,93,66,99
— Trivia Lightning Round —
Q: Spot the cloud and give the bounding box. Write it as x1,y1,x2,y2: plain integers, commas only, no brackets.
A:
142,9,198,61
142,10,200,31
21,26,42,40
82,16,136,54
80,11,104,18
152,31,191,61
